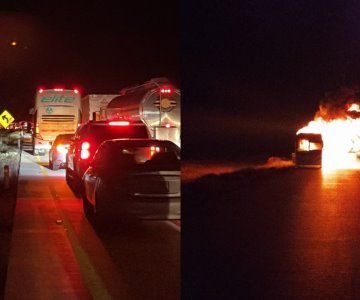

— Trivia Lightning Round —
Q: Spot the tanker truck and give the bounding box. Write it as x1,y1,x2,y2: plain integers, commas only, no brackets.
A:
81,94,119,123
103,77,181,147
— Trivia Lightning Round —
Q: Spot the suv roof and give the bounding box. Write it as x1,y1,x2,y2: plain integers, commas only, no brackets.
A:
74,120,149,145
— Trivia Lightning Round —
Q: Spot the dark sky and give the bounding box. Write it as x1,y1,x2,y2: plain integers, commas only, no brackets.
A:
182,0,360,159
1,1,360,159
0,1,179,121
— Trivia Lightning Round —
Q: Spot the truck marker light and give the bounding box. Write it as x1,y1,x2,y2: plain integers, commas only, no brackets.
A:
54,88,64,91
39,89,44,93
160,87,172,94
108,121,130,126
74,89,79,94
165,123,171,128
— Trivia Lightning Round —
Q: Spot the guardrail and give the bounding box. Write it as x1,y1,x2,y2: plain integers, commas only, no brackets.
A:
0,144,21,191
0,141,21,299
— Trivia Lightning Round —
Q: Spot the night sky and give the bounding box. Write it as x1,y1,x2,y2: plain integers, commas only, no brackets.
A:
183,0,360,160
0,1,179,120
1,1,360,160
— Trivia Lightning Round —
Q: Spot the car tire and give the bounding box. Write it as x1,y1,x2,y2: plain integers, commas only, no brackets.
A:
67,174,83,198
66,167,77,192
83,195,94,220
94,189,110,224
65,167,72,185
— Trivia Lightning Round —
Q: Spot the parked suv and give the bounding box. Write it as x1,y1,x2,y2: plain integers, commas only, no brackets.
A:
65,120,150,194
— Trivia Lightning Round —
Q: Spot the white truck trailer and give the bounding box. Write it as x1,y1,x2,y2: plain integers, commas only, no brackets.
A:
81,94,119,123
104,78,181,147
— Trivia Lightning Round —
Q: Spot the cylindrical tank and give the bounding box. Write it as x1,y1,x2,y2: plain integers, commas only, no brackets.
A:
105,79,181,146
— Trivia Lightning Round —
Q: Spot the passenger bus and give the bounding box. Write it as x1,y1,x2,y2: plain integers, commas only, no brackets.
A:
32,88,81,155
294,133,323,168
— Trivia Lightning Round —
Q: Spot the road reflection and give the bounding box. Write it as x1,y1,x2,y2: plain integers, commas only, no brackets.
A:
287,169,360,298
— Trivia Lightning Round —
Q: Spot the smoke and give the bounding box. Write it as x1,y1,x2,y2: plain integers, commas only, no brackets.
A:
315,86,360,121
263,156,294,168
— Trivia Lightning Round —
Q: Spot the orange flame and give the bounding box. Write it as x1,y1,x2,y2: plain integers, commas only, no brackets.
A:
297,103,360,170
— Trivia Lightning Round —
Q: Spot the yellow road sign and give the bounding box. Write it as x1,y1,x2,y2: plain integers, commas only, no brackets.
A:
0,110,15,129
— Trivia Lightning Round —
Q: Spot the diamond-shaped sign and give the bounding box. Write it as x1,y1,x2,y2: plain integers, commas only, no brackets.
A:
0,110,15,129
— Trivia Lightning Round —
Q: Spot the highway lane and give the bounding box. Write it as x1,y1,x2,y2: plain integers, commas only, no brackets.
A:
5,151,180,300
183,166,360,299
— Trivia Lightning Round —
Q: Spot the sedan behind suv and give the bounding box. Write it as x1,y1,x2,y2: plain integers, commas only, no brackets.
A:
66,120,150,194
49,133,74,170
82,138,181,222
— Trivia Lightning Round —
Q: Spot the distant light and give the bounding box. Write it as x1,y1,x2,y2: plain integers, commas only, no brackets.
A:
11,41,17,46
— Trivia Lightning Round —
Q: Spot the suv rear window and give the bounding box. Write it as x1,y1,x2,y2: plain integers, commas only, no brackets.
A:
87,124,148,145
54,134,73,144
101,140,180,171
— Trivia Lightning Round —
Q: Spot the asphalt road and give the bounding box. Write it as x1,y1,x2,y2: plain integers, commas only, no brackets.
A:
3,151,180,300
182,166,360,299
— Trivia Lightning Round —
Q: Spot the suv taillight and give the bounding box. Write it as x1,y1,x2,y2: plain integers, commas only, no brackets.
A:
80,141,91,159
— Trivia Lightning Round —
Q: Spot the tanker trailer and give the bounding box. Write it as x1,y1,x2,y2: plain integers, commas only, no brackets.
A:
105,77,181,147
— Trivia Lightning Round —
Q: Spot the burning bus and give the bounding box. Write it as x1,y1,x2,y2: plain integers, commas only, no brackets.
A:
294,133,323,168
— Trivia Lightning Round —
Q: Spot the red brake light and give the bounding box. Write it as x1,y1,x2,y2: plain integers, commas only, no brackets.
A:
39,89,44,93
150,146,160,158
80,142,91,159
82,142,90,150
108,121,130,126
74,89,79,94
